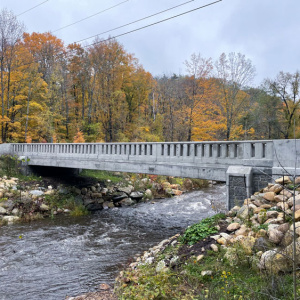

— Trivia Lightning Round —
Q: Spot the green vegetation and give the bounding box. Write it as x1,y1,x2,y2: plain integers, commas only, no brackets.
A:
69,204,89,217
180,214,225,246
44,194,89,217
0,154,41,181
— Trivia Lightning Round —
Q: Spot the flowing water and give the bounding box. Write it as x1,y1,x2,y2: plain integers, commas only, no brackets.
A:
0,185,226,300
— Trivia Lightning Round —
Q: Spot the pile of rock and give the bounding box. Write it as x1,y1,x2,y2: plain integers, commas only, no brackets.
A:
223,175,300,274
0,176,59,224
72,178,184,211
119,176,300,278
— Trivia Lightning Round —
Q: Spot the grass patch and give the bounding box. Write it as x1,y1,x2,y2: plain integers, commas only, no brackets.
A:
80,169,125,183
116,244,296,300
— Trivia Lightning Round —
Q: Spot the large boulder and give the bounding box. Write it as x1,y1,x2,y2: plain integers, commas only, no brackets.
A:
269,184,283,194
259,250,290,273
237,206,249,219
275,176,292,185
263,192,276,201
268,228,284,244
227,223,240,231
129,192,144,200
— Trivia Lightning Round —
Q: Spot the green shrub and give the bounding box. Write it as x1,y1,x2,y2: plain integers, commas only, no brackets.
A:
70,204,89,217
180,214,225,245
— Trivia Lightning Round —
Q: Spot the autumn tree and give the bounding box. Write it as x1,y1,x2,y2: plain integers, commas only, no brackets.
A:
155,74,185,141
184,53,213,141
215,52,256,140
88,38,134,142
22,32,66,141
264,71,300,139
244,87,282,139
0,8,24,142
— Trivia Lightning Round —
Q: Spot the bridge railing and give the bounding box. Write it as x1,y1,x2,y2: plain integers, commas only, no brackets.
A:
11,140,274,167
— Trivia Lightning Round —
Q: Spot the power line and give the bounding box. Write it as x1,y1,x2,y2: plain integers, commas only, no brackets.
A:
75,0,196,44
82,0,222,48
11,0,222,69
52,0,129,33
17,0,49,17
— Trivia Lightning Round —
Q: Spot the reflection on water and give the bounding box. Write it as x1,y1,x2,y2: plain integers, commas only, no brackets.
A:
0,185,226,300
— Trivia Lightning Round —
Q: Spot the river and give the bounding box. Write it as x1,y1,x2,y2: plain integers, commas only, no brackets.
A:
0,185,226,300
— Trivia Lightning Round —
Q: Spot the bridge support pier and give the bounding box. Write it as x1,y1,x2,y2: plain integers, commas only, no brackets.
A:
226,166,272,209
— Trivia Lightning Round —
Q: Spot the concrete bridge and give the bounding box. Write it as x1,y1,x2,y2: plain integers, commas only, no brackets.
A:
0,140,299,209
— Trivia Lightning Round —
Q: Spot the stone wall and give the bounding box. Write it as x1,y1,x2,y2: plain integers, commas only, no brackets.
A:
228,175,248,208
252,173,271,194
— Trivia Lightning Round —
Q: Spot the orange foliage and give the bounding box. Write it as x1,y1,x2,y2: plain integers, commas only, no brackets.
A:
73,129,85,143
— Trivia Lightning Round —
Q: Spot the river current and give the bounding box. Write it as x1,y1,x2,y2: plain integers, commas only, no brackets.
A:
0,185,226,300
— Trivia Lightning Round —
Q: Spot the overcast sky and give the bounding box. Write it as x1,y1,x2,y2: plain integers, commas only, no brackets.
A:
1,0,299,86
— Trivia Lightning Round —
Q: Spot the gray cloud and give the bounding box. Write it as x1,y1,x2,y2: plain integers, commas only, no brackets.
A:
2,0,300,86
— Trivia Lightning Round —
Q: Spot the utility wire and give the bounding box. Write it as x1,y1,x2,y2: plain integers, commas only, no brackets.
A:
11,0,221,69
81,0,222,48
17,0,49,17
52,0,129,33
75,0,196,44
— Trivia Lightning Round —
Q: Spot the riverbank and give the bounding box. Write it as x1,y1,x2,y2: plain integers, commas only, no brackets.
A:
0,173,211,227
108,176,300,300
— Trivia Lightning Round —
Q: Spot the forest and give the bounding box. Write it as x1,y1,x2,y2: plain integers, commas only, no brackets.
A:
1,8,300,144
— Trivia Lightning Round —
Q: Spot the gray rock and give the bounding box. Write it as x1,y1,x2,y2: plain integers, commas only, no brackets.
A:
3,216,20,224
29,190,44,196
11,208,19,216
112,193,128,202
253,237,274,252
118,185,134,195
280,230,293,247
85,202,103,211
121,198,136,206
0,206,7,214
74,188,81,195
0,200,14,210
130,192,144,199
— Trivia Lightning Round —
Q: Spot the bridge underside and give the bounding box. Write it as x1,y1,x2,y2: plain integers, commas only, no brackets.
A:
26,156,228,181
23,156,274,210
